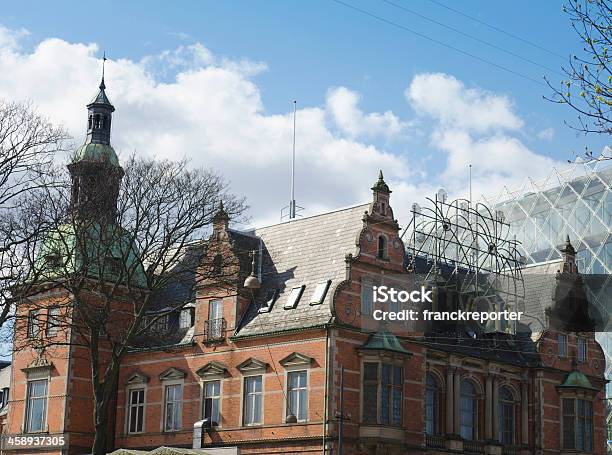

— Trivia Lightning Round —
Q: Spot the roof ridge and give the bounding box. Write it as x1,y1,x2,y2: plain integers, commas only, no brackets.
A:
243,202,369,233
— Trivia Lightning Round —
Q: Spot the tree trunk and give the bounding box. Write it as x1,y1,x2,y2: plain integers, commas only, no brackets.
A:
92,398,109,455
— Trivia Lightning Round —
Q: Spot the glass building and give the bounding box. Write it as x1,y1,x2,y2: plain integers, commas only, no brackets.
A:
486,160,612,447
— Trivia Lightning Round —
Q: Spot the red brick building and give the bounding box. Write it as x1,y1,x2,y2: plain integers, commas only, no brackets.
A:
5,80,608,455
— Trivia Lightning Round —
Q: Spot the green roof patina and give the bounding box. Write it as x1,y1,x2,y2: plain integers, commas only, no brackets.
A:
557,370,599,391
35,222,146,288
360,330,412,356
73,143,119,166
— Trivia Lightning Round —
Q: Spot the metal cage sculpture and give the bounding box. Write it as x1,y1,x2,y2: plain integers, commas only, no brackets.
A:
401,190,525,333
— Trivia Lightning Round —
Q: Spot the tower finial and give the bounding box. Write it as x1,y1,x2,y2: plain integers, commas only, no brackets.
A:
100,52,107,90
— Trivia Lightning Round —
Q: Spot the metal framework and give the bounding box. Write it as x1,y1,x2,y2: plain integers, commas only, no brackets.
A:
484,159,612,398
401,190,525,333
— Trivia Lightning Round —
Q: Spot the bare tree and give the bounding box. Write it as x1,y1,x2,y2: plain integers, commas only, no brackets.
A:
0,100,67,333
15,155,246,454
545,0,612,135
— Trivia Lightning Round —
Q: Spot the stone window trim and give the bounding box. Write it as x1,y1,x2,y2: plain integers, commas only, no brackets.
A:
159,368,186,433
22,365,51,434
125,383,147,435
196,362,228,429
202,379,222,428
241,374,264,427
359,354,405,428
238,357,268,427
280,353,313,424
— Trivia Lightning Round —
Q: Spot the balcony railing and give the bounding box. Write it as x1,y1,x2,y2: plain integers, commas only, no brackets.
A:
463,440,485,453
204,318,226,343
425,434,445,449
502,445,520,455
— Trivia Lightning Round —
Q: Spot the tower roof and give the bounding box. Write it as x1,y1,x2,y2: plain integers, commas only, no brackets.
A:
72,143,119,166
372,170,391,194
87,77,115,111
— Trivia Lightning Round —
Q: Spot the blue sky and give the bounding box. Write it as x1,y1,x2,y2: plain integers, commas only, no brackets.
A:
0,0,608,226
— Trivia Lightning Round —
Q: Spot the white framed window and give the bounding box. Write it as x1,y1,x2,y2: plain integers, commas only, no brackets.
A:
558,333,567,358
577,337,587,363
310,280,331,305
46,307,60,337
179,307,193,329
287,370,308,422
284,285,305,310
127,388,145,434
163,383,182,431
203,380,221,426
243,375,263,426
25,379,48,433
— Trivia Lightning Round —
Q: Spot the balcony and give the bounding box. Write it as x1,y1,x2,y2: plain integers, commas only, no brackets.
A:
204,318,226,343
425,434,445,449
463,440,485,453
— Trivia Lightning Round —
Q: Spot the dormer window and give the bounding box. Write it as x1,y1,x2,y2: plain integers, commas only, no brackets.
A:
377,236,387,259
284,285,305,309
259,289,278,313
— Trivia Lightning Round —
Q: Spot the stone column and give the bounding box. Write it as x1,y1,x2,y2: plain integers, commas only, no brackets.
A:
521,380,529,445
446,368,454,435
485,374,493,440
453,369,461,435
492,377,499,442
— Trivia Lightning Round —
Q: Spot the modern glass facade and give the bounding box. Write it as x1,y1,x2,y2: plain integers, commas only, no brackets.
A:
487,162,612,436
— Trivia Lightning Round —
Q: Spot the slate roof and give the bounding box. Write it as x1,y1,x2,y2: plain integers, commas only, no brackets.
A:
234,203,368,337
520,260,561,333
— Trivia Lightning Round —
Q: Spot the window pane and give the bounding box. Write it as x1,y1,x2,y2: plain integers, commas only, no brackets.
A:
362,384,377,424
26,380,48,433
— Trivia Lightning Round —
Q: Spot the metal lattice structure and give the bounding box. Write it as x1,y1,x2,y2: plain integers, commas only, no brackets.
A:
401,190,525,333
484,159,612,398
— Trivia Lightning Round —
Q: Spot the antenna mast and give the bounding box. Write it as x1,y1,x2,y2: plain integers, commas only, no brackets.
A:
290,100,297,219
281,101,304,221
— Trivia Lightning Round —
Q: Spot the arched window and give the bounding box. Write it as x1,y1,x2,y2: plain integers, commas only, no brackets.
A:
94,114,101,128
88,115,93,130
459,380,477,440
498,386,514,445
377,235,387,259
425,373,439,434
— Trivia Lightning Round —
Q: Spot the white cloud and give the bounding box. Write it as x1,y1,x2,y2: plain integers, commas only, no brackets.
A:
0,27,410,226
326,86,408,139
406,73,523,133
0,27,567,229
404,72,564,202
537,127,554,141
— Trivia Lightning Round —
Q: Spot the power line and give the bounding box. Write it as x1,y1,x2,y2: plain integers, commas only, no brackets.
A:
423,0,566,60
383,0,564,78
331,0,547,87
